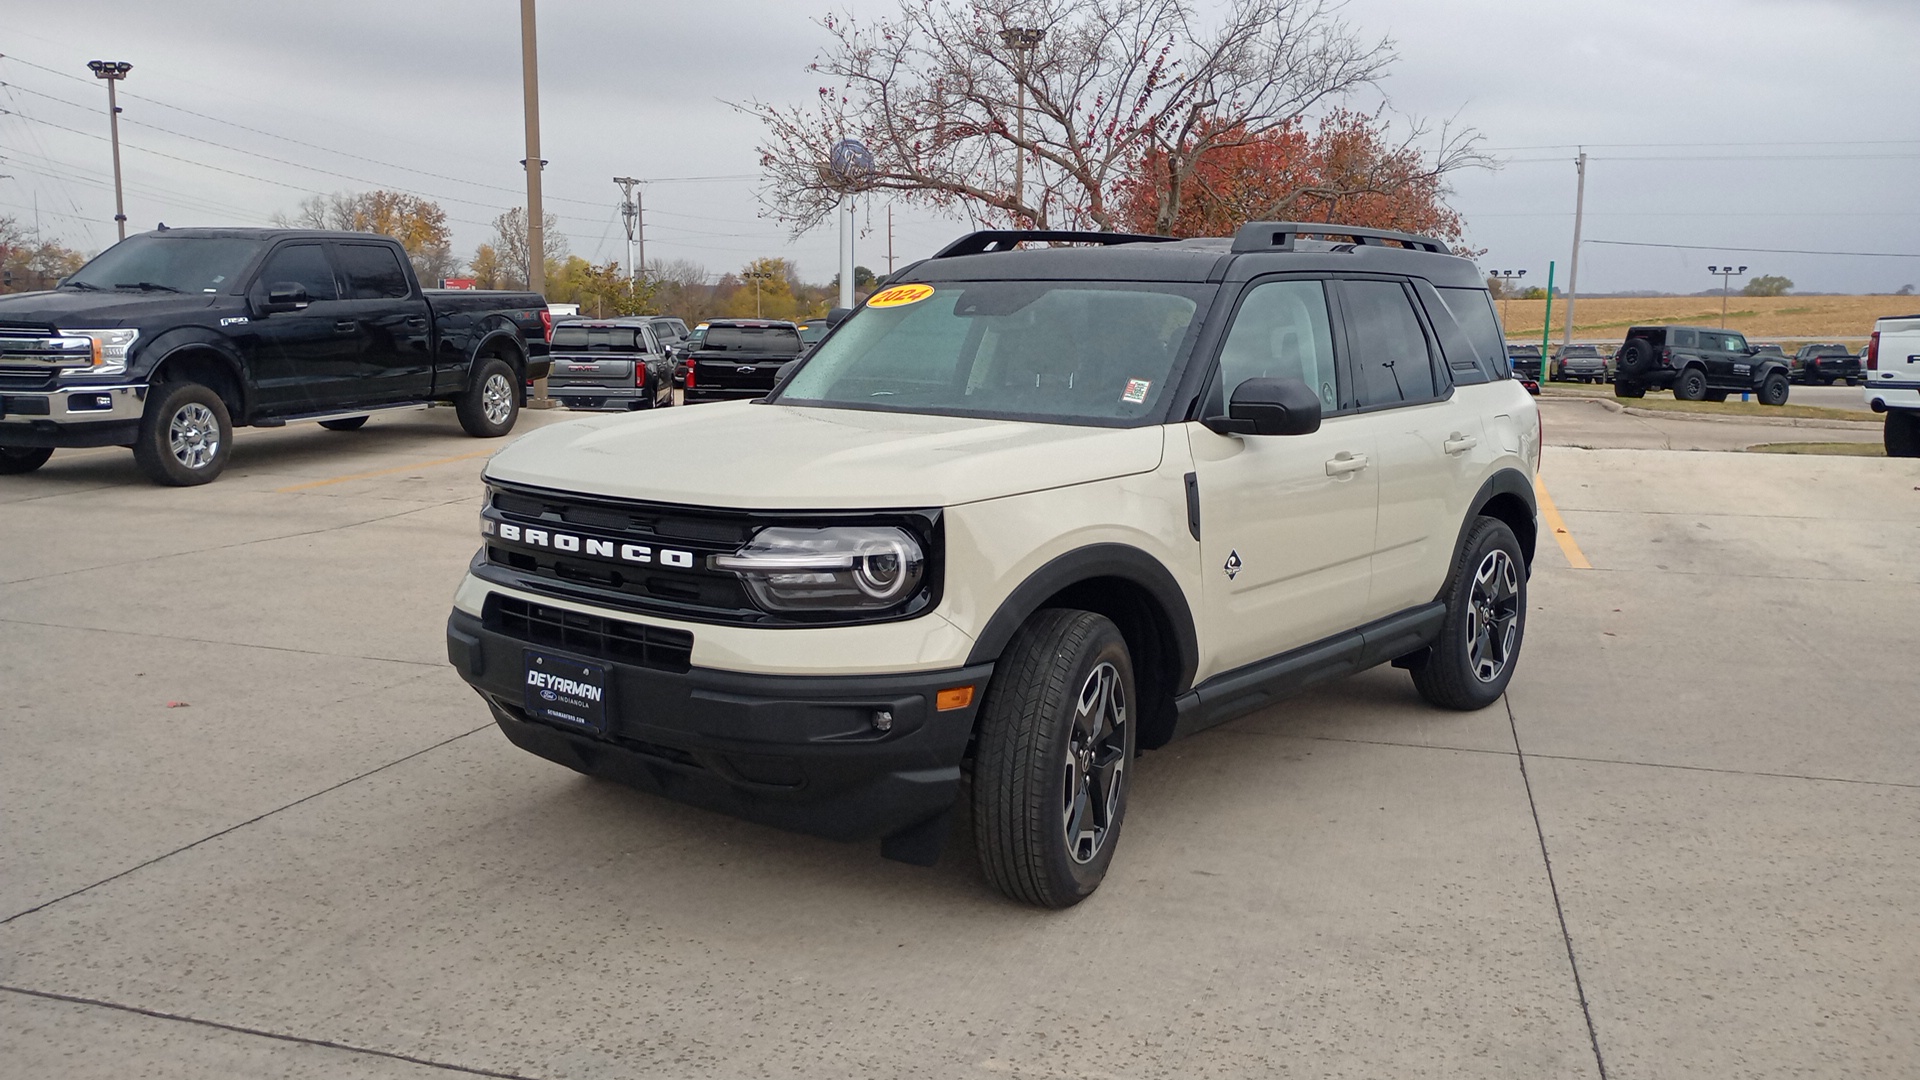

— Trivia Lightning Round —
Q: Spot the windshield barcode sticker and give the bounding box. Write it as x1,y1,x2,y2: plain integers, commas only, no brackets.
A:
1122,379,1151,404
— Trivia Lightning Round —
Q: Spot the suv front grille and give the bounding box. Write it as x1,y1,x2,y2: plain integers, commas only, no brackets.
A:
483,594,693,673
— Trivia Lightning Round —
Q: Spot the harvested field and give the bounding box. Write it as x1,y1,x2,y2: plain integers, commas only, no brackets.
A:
1494,294,1916,344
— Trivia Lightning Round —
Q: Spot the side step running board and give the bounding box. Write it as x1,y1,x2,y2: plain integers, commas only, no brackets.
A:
249,402,437,428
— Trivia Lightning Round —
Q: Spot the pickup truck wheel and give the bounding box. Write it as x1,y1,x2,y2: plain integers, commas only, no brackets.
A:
1758,372,1790,407
457,357,519,438
1411,517,1526,712
133,382,232,486
1673,367,1709,401
1886,410,1920,458
973,609,1136,909
0,446,54,474
319,416,369,432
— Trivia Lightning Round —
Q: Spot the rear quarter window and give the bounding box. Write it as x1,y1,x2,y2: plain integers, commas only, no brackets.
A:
1422,282,1507,383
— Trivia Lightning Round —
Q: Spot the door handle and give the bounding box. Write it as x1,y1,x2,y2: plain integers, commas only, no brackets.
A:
1325,452,1369,476
405,316,428,328
334,320,358,334
1444,433,1479,455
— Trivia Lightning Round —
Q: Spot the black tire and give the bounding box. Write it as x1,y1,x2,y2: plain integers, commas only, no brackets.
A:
1886,410,1920,458
1673,367,1709,401
973,609,1137,909
0,446,54,474
133,382,233,486
1704,390,1729,403
319,416,369,432
1618,338,1655,376
1758,372,1790,407
457,356,519,438
1614,378,1646,399
1410,517,1527,711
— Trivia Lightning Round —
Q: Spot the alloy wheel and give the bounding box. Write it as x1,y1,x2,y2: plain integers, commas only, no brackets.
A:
168,403,221,470
1062,661,1128,864
482,373,514,425
1466,549,1520,683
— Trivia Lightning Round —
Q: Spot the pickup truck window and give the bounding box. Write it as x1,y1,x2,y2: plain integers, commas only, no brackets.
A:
65,234,264,294
257,244,339,301
705,326,804,353
551,326,644,352
334,244,411,299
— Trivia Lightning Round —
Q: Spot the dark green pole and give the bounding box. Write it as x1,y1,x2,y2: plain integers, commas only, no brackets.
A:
1540,261,1556,362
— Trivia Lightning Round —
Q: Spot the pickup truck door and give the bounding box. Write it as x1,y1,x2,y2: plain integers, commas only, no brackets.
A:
329,241,434,405
246,241,359,416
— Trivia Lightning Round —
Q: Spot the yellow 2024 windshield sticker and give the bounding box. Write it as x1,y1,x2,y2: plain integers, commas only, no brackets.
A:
867,283,935,308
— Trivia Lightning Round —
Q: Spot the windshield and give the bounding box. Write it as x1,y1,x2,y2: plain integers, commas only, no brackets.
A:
65,234,265,294
552,326,643,352
772,281,1207,425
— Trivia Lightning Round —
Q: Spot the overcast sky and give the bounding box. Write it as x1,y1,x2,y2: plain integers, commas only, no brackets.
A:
4,0,1917,295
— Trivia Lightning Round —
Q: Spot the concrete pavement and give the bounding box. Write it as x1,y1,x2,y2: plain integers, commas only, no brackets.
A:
3,406,1917,1078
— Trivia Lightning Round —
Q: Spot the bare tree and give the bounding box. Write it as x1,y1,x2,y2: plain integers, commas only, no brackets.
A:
486,207,568,289
749,0,1424,235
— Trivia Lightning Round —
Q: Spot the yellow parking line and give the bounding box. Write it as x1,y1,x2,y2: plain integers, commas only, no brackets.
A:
1534,476,1593,570
275,447,496,493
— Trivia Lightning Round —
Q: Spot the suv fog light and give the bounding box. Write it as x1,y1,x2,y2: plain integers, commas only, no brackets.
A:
871,709,893,733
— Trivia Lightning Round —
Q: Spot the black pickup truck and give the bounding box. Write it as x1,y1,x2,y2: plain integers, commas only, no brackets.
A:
682,319,805,403
0,228,551,484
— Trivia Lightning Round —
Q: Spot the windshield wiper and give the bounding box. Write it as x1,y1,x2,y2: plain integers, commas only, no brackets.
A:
61,280,103,291
113,281,183,293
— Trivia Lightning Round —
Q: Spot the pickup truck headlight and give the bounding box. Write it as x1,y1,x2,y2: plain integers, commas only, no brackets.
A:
710,526,925,613
62,329,140,376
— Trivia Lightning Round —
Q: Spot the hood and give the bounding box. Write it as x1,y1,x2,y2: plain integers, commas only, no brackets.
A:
0,289,223,328
486,401,1167,509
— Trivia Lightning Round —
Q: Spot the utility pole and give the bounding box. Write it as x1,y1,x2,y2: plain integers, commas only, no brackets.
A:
518,0,551,406
839,197,855,309
1561,149,1587,351
998,27,1045,225
613,176,641,282
87,61,132,241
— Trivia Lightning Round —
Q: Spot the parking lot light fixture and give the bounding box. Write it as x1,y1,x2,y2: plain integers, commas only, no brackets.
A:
87,60,132,241
1709,264,1748,327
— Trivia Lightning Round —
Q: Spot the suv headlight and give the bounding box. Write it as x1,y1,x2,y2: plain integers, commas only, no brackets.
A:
711,525,925,613
62,329,140,376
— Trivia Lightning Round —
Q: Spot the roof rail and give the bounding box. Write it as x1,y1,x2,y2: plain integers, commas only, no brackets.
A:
931,230,1178,259
1230,221,1450,255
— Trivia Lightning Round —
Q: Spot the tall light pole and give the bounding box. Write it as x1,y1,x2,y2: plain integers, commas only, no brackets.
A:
998,27,1044,225
87,61,131,241
1561,149,1587,351
518,0,552,407
1492,269,1526,329
743,270,772,318
1708,264,1747,327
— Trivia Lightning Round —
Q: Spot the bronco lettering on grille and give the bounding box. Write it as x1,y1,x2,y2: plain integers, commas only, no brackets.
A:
495,521,697,568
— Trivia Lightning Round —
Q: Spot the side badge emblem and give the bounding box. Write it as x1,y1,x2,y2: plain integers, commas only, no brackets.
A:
1224,550,1243,580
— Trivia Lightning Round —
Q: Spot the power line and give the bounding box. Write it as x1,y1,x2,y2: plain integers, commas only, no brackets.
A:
1588,239,1920,259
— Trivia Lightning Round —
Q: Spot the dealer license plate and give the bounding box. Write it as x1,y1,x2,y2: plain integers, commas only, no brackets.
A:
523,649,608,734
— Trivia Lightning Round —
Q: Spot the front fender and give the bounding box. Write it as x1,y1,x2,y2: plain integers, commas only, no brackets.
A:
136,327,250,411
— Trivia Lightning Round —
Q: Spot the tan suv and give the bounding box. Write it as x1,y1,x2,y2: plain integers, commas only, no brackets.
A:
447,224,1542,907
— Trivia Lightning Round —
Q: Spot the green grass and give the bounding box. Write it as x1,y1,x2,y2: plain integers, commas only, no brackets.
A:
1747,442,1887,456
1539,384,1877,423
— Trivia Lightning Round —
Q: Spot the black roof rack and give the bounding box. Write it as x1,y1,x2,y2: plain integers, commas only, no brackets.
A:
1230,221,1450,255
931,230,1178,259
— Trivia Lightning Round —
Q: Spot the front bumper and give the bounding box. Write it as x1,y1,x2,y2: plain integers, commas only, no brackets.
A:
447,607,992,845
0,384,147,447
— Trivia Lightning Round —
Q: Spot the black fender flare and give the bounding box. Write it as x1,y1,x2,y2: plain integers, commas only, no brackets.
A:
964,542,1199,695
138,327,252,415
1444,469,1539,582
467,324,529,382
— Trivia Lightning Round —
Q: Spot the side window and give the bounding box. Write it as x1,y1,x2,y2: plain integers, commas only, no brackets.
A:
1674,329,1698,349
1414,280,1491,385
333,244,412,300
1339,280,1438,407
1721,333,1748,353
257,244,338,301
1433,285,1512,380
1212,279,1341,414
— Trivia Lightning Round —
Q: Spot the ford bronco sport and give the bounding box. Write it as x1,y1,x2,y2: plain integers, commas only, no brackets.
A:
446,223,1542,908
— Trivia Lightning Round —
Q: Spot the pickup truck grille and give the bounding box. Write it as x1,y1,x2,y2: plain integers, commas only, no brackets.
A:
0,368,60,392
483,594,692,673
0,327,93,370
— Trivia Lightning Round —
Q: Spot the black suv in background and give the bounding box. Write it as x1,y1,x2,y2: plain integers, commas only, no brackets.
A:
683,319,805,402
1614,324,1791,405
1790,344,1862,386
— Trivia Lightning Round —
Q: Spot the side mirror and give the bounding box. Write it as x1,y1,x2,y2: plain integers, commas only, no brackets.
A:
258,282,311,314
1204,377,1322,437
824,306,853,327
